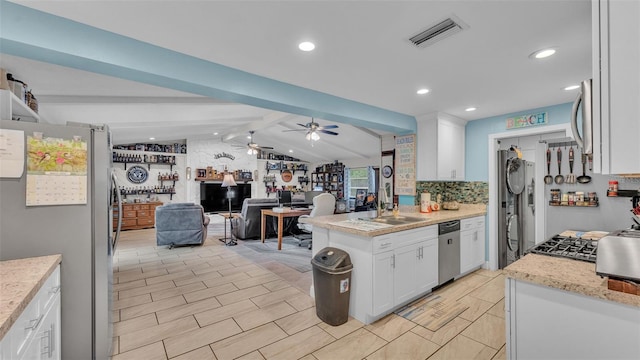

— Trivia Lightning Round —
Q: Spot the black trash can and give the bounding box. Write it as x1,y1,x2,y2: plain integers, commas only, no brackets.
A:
311,247,353,326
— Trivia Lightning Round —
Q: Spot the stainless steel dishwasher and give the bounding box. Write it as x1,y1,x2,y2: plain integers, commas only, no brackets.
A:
438,220,461,285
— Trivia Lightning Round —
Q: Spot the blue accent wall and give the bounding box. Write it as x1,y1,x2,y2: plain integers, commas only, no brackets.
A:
465,102,574,181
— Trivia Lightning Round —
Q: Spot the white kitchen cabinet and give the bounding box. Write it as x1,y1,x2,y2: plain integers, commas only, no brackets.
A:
592,0,640,174
372,250,395,315
506,278,640,359
415,238,438,293
0,89,41,122
0,265,61,360
416,112,466,180
460,216,485,275
393,243,420,304
370,227,438,318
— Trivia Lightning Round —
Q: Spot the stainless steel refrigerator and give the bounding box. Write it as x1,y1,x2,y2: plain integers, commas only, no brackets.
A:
0,119,121,359
497,149,535,269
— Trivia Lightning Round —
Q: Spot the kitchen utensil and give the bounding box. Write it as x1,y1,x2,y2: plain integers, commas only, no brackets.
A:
567,146,575,183
554,147,564,184
577,153,592,184
544,148,553,185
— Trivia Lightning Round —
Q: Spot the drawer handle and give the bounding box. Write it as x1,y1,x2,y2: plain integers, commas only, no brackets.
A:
49,285,61,294
380,242,392,247
26,314,44,331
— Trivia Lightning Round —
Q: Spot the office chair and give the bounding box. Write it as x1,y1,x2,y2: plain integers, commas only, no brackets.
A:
294,193,336,249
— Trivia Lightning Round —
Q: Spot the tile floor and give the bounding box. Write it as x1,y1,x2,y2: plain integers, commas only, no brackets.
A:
111,224,507,360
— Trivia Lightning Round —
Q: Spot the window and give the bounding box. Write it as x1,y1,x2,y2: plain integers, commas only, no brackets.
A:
348,167,370,205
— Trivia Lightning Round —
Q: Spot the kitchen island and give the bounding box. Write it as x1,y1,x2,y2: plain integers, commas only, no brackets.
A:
504,254,640,359
300,204,486,324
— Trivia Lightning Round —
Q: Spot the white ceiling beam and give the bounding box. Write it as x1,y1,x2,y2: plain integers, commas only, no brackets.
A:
222,112,301,141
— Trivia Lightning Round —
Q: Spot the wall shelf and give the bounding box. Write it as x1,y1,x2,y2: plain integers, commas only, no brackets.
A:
312,162,345,200
548,202,599,207
607,189,640,197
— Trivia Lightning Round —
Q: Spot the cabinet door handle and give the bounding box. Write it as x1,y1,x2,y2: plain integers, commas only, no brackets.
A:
41,323,54,358
381,242,392,247
50,285,61,294
391,254,395,269
26,314,44,331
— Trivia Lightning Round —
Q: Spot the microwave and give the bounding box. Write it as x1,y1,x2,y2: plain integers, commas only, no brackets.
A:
571,79,593,156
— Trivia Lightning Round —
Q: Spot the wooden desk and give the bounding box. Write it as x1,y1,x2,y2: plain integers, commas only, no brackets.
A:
261,208,312,250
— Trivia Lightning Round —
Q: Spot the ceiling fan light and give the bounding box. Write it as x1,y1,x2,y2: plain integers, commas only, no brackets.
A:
311,132,320,141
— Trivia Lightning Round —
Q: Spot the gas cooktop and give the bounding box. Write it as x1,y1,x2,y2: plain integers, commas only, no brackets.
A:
528,235,598,263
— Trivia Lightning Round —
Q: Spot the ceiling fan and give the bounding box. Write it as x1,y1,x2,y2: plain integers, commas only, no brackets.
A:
283,118,339,141
246,130,273,155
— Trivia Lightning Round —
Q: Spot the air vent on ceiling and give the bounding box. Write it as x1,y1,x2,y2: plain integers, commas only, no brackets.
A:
408,15,469,48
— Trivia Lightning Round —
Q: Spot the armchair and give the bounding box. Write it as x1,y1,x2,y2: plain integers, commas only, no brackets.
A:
156,203,210,248
295,193,336,249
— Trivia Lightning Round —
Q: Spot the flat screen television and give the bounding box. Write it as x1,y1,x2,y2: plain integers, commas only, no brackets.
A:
200,183,251,213
278,190,292,207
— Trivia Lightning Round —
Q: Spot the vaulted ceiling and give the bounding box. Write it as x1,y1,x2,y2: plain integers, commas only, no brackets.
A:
0,0,591,163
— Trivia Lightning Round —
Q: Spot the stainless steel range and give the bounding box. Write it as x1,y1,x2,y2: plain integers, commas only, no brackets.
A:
528,235,598,263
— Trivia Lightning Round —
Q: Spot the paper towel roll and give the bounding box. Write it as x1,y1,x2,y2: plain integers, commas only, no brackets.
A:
420,192,431,213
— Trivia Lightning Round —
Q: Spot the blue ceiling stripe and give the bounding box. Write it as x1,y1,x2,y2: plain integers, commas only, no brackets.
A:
0,0,416,134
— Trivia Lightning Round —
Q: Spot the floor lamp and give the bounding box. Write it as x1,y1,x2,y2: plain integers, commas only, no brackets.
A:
222,171,237,246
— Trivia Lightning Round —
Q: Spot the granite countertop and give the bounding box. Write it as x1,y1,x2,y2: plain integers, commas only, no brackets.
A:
505,253,640,308
300,204,486,237
0,254,62,340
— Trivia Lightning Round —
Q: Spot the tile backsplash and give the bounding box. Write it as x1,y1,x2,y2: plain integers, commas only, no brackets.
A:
415,181,489,205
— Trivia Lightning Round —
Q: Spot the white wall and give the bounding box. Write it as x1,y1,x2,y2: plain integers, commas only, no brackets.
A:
113,150,187,204
186,138,258,204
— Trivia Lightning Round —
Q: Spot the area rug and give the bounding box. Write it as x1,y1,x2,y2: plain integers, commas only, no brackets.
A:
395,294,469,331
241,237,313,273
206,215,313,273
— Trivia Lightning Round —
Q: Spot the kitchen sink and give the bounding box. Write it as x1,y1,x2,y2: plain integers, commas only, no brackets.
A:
360,216,426,226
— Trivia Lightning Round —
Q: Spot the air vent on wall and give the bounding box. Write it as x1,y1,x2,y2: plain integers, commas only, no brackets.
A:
408,15,469,48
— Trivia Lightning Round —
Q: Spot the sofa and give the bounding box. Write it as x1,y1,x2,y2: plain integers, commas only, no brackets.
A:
231,198,307,240
156,203,210,247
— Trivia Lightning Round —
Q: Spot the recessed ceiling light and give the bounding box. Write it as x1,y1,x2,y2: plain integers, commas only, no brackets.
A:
149,137,155,140
247,135,252,139
288,150,293,153
213,132,218,135
530,48,556,59
298,41,315,51
465,107,477,112
564,85,580,91
416,88,430,95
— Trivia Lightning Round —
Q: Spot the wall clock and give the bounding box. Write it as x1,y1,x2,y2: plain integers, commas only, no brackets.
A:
127,165,148,184
382,165,393,178
281,170,293,183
